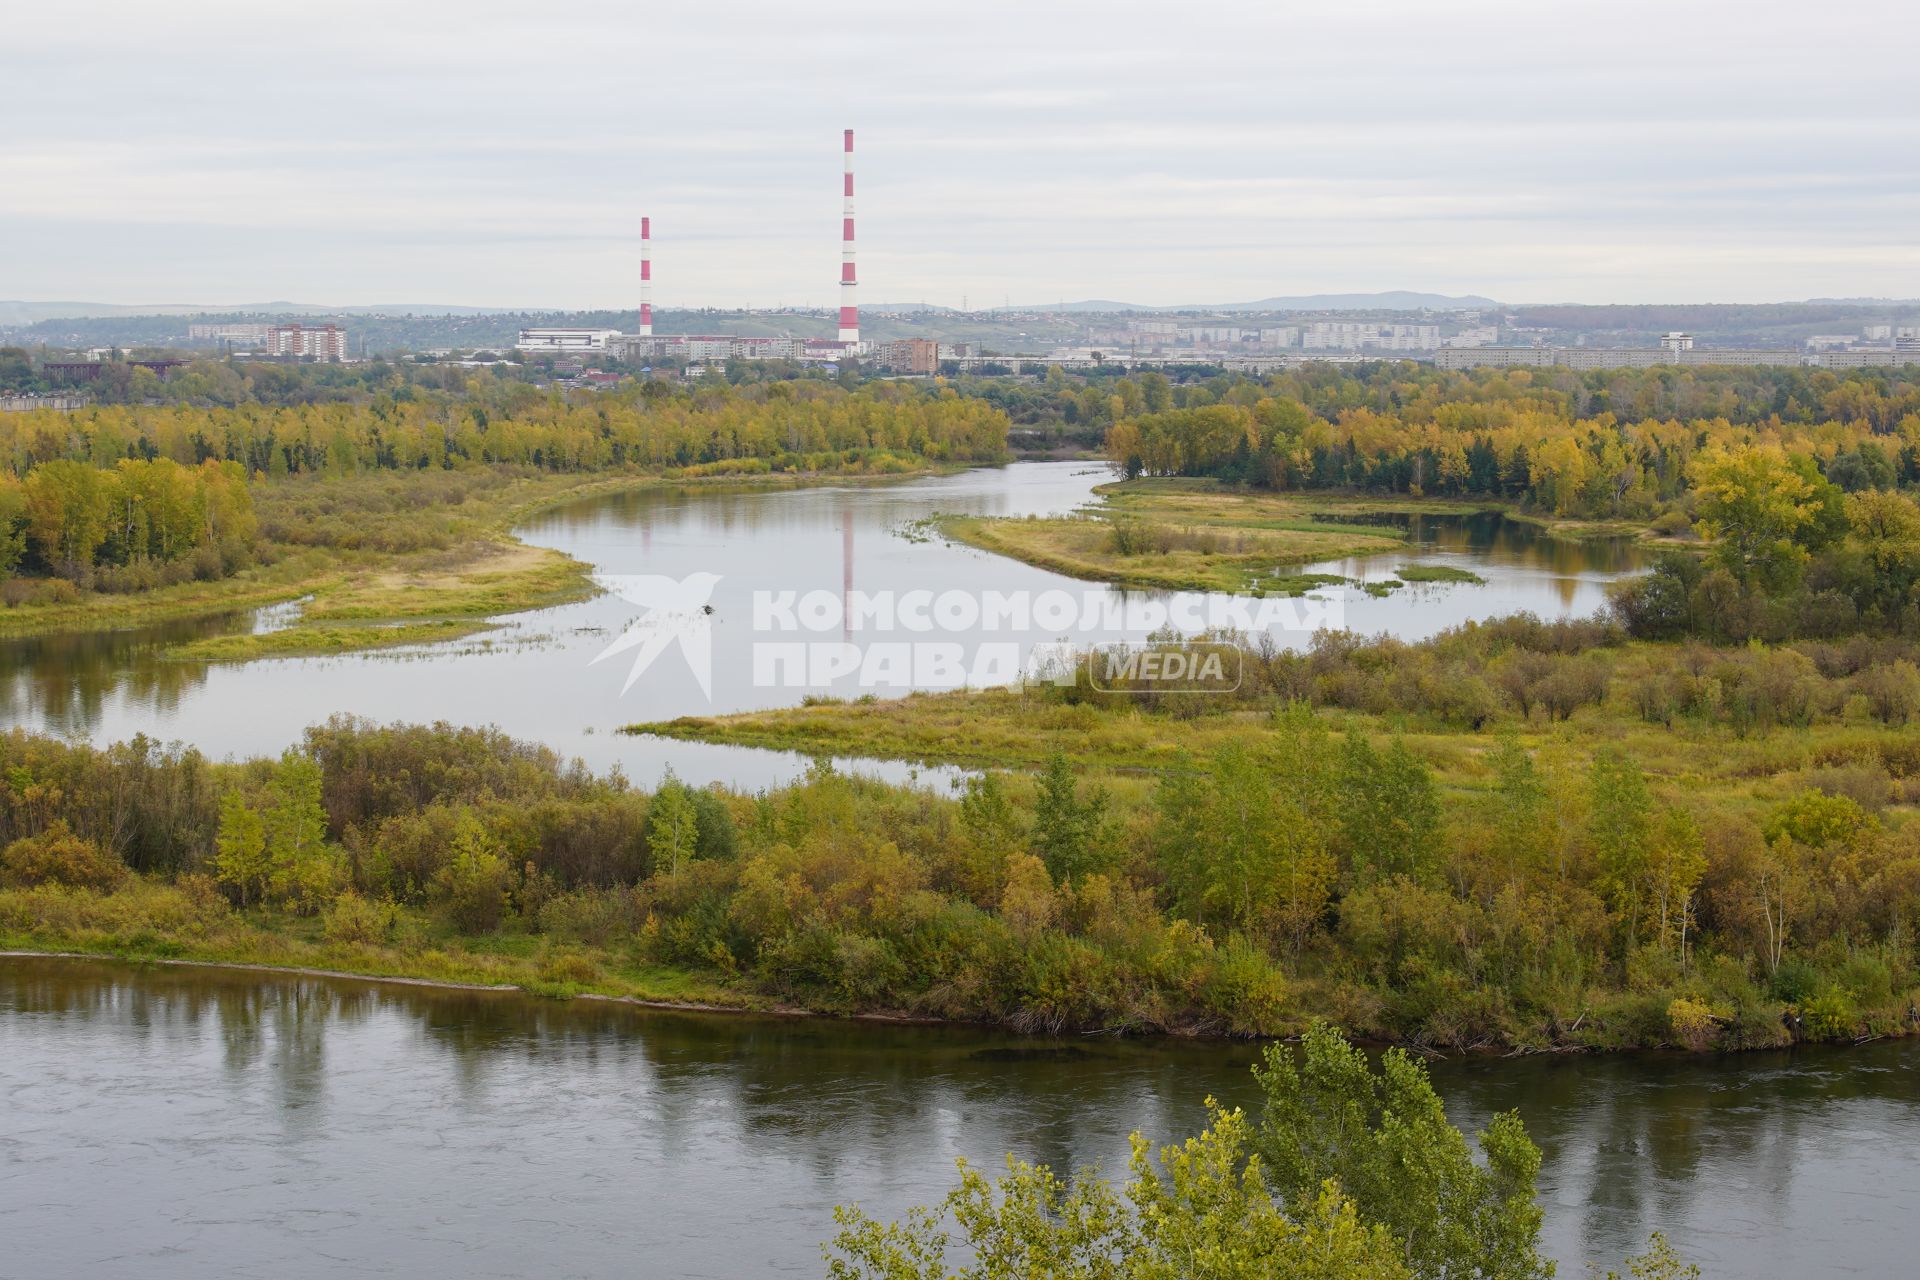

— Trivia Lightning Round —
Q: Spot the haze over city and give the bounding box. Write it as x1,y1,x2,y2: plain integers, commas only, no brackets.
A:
4,0,1916,310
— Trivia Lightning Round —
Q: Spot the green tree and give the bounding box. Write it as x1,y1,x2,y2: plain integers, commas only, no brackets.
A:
647,773,702,876
1033,753,1102,884
212,789,269,906
1842,487,1920,616
1338,731,1440,884
956,770,1024,899
264,749,339,912
1605,1234,1699,1280
433,811,511,932
1253,1022,1550,1280
1151,752,1211,920
826,1104,1410,1280
1485,735,1554,885
1588,750,1654,948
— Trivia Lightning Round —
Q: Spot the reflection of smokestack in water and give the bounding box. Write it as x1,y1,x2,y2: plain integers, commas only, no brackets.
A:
839,130,859,344
639,216,653,336
842,510,854,640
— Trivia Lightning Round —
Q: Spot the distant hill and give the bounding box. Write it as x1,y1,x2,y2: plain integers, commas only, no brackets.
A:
0,300,514,325
1009,292,1501,313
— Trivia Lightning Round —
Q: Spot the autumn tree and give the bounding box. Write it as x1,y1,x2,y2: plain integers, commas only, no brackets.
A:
22,458,113,578
0,475,25,579
1686,442,1831,590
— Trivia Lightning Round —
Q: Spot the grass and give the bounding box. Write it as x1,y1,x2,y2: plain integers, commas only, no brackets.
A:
625,671,1920,829
167,619,495,662
935,476,1658,597
0,559,328,637
1396,565,1487,585
1097,478,1681,544
938,513,1402,594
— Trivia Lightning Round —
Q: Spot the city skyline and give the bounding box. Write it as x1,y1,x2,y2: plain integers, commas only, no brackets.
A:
3,0,1916,309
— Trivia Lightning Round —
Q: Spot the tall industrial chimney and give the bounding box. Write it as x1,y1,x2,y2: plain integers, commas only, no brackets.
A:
839,129,859,345
639,216,653,337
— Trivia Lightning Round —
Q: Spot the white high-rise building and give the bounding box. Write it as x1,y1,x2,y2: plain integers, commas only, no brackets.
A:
265,323,347,360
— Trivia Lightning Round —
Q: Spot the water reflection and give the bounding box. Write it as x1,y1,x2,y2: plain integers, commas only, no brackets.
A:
0,613,237,730
3,957,1915,1279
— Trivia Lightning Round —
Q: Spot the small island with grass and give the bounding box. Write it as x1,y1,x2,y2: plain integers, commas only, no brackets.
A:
938,477,1510,596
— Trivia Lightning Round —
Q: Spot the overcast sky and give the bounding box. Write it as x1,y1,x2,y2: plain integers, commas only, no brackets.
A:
3,0,1915,309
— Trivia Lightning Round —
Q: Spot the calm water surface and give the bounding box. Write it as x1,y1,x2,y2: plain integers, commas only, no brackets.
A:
0,463,1641,789
2,958,1914,1279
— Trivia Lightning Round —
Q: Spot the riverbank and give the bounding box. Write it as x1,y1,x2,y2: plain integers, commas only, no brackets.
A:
5,887,1915,1055
0,461,975,662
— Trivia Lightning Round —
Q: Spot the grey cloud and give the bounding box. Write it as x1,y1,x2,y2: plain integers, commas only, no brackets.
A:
1,0,1915,306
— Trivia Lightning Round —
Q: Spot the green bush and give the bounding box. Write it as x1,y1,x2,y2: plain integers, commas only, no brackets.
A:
1800,988,1858,1041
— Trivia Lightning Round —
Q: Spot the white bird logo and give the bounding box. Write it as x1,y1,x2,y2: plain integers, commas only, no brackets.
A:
590,572,723,698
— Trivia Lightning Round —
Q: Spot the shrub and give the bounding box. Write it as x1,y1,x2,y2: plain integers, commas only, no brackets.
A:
1769,957,1819,1003
1800,987,1858,1041
1651,509,1692,536
1202,933,1288,1034
536,886,641,946
1666,996,1721,1050
0,823,129,892
434,843,511,933
538,948,603,987
323,890,396,946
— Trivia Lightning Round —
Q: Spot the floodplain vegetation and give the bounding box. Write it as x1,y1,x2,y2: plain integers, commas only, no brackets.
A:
650,366,1920,1052
0,377,1010,654
937,503,1404,594
2,363,1918,1060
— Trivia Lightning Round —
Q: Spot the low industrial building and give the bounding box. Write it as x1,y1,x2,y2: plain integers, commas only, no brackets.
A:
516,328,621,355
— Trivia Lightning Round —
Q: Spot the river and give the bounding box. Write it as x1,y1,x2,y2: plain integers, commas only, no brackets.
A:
0,469,1911,1276
2,957,1915,1278
0,462,1642,790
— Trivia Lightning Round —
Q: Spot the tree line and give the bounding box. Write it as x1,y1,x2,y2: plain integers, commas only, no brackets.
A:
0,457,255,593
0,381,1010,593
0,380,1010,479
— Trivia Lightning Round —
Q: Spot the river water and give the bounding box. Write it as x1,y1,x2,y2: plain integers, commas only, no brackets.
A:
0,462,1641,790
2,957,1915,1278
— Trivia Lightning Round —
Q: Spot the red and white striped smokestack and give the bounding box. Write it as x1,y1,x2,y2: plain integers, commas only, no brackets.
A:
839,129,859,344
639,216,653,337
